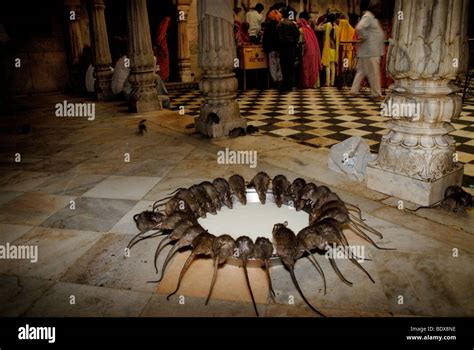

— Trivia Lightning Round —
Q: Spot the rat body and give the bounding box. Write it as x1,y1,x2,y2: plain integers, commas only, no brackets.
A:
138,119,147,135
167,232,216,299
152,218,196,274
235,236,259,316
272,222,325,316
212,178,233,209
272,175,290,208
189,184,217,216
248,172,271,204
161,197,193,217
229,174,247,205
295,225,327,295
289,178,307,210
407,186,473,213
127,210,166,249
315,218,375,285
148,224,207,283
199,181,222,211
253,237,276,300
205,235,236,305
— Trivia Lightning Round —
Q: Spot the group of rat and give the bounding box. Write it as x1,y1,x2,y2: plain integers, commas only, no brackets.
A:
128,172,471,317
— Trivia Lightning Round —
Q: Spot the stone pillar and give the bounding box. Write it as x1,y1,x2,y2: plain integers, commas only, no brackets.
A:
195,0,246,137
366,0,469,206
89,0,113,100
65,0,84,65
126,0,162,113
177,0,193,83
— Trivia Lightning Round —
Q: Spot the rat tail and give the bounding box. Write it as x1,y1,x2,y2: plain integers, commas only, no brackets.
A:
289,267,325,317
205,258,219,305
242,259,259,316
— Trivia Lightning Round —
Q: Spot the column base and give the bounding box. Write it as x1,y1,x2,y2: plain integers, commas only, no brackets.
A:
195,101,246,138
128,98,162,113
366,163,464,206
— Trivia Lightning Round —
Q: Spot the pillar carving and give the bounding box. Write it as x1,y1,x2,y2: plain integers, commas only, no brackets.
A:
89,0,113,100
177,0,193,83
195,0,246,137
366,0,469,205
126,0,162,112
65,0,84,65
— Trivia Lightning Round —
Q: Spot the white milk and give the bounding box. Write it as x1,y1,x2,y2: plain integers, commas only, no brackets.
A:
198,197,309,240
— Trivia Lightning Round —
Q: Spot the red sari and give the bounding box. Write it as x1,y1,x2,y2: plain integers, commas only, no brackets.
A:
298,19,321,88
155,17,171,81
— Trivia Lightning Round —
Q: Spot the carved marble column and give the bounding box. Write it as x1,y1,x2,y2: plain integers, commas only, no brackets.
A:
195,0,246,137
177,0,193,82
366,0,469,206
89,0,113,100
65,0,84,65
126,0,161,112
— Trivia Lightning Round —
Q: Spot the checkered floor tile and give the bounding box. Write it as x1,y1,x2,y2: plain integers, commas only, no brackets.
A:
169,88,474,186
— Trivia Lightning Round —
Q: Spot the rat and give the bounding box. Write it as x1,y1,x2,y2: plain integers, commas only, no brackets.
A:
253,237,276,301
199,181,222,211
138,119,147,135
272,175,290,208
297,183,318,211
289,178,307,210
189,184,217,216
272,221,325,316
229,127,246,138
406,186,473,213
235,236,259,316
248,171,271,204
127,210,168,250
205,235,236,305
315,218,375,285
246,125,259,134
229,174,247,205
295,226,327,295
148,224,208,284
160,197,193,217
167,232,216,299
152,218,196,274
212,178,234,209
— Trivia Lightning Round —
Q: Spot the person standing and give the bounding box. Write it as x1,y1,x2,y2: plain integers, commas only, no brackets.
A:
277,7,300,92
246,3,265,44
298,12,322,88
349,2,385,100
155,16,171,81
263,9,283,87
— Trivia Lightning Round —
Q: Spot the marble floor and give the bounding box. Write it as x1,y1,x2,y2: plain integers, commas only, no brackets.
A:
0,93,473,317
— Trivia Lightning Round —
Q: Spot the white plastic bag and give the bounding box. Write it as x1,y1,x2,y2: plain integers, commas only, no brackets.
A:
327,136,376,181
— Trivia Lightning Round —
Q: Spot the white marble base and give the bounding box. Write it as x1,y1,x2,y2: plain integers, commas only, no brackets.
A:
366,163,464,206
195,116,247,138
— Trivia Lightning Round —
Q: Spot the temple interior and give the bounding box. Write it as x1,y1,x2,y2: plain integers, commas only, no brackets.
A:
0,0,473,317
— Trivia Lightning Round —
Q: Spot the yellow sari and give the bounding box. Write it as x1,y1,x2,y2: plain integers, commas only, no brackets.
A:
338,19,355,68
321,22,339,67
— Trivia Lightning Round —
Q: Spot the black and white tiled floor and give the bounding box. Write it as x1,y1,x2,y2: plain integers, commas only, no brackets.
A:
169,88,474,186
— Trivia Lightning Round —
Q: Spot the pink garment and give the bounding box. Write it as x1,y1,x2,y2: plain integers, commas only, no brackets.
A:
155,17,171,81
298,19,321,88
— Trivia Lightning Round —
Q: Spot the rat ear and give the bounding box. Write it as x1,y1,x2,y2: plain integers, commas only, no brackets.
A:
283,221,288,227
